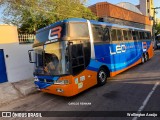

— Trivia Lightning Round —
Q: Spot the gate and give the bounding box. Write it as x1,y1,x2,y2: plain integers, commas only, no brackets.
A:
0,49,8,83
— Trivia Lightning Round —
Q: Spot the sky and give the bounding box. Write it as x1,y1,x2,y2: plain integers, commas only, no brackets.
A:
0,0,160,24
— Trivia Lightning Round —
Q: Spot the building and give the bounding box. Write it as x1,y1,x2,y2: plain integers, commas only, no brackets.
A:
0,24,34,83
89,2,152,31
139,0,154,17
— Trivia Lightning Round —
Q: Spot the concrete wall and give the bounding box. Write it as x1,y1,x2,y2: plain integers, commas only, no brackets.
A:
0,25,34,83
0,25,18,44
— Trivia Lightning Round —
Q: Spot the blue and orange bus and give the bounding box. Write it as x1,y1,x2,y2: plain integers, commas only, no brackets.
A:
29,18,154,96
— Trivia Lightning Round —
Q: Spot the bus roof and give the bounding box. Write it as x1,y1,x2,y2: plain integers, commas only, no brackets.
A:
36,18,87,33
89,20,149,31
36,18,150,33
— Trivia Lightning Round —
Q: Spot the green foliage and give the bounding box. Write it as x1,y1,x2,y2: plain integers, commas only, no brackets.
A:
1,0,97,33
155,23,160,36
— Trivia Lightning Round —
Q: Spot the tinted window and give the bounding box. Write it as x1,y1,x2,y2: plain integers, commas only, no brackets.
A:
123,30,128,40
111,29,117,41
147,32,151,39
117,30,123,41
92,25,110,43
69,23,89,37
144,32,148,39
139,32,143,40
128,31,132,40
103,27,110,42
132,31,139,40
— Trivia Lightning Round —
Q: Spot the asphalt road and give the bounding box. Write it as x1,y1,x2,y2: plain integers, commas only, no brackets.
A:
1,50,160,120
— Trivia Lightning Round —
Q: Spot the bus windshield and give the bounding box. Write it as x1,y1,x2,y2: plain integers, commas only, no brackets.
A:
34,41,70,76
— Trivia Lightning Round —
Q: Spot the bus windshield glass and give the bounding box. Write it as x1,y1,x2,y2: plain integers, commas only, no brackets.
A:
34,41,70,76
69,22,89,38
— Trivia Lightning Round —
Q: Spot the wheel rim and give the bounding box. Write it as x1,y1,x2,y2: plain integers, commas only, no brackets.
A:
145,54,148,61
99,70,106,82
142,56,145,63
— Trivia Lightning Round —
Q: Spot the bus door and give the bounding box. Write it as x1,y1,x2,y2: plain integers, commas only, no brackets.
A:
68,42,86,75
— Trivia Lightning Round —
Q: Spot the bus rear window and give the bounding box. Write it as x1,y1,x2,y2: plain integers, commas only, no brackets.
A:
69,23,89,38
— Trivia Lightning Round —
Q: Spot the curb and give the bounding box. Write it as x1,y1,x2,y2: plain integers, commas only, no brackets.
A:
0,79,37,106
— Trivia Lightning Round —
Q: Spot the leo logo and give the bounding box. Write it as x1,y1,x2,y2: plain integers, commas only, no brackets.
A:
48,26,62,40
110,44,126,55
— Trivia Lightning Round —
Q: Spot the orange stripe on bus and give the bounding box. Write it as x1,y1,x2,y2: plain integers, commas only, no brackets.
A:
110,58,142,77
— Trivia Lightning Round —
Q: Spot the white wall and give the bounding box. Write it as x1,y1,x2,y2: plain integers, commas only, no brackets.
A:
0,43,34,82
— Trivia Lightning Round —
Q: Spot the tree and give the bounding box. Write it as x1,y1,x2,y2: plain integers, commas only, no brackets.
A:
0,0,97,33
155,23,160,36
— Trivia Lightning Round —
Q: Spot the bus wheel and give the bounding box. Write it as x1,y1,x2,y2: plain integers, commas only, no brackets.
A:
97,68,107,86
141,54,145,64
144,53,149,62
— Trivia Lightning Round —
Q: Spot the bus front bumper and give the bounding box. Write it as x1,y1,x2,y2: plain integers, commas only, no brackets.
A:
34,81,76,97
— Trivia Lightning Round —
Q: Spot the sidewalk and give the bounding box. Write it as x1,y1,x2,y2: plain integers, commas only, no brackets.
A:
0,79,38,106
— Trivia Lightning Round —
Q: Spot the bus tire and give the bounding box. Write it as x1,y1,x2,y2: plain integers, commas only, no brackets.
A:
97,67,107,86
141,54,145,64
144,53,149,62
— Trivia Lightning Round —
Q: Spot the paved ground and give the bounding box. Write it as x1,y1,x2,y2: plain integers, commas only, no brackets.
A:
0,50,160,120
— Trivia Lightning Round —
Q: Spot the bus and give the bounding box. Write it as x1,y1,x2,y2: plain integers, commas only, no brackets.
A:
29,18,154,97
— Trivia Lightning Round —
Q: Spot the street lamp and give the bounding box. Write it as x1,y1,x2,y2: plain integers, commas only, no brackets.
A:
151,7,160,49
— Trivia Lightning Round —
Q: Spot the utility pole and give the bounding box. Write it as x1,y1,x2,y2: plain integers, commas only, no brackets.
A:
152,7,160,49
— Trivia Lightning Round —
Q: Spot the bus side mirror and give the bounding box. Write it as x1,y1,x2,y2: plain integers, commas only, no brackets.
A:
28,50,35,63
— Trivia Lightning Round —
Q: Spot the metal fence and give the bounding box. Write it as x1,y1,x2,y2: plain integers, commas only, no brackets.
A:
18,34,35,44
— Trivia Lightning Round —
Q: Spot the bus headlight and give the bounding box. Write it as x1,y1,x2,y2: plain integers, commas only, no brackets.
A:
34,76,39,82
54,80,69,85
34,78,39,82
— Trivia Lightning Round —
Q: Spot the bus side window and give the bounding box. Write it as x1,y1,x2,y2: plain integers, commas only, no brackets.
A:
136,31,139,40
139,32,143,40
132,31,138,40
111,29,117,41
123,30,128,40
92,25,110,43
144,32,148,39
92,25,103,42
128,30,132,40
142,32,145,39
103,27,110,42
147,32,151,39
117,29,123,41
